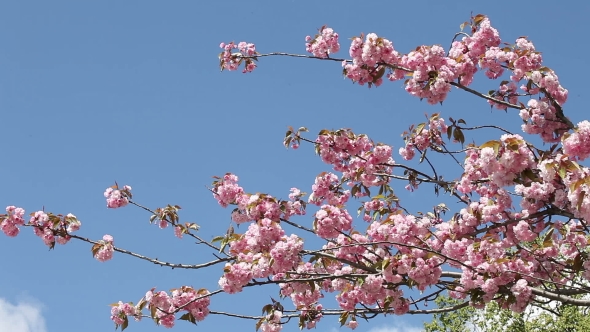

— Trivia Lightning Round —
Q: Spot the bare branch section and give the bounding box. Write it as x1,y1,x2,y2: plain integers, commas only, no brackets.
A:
531,288,590,306
67,233,231,269
209,301,470,319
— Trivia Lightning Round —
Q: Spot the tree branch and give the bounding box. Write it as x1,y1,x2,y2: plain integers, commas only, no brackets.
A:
531,287,590,306
67,234,231,269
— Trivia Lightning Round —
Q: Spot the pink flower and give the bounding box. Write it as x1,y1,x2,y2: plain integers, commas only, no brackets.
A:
583,260,590,281
563,121,590,160
94,234,114,262
1,206,25,237
66,213,81,233
513,220,537,242
346,320,359,329
104,185,131,209
306,26,340,58
288,187,302,200
344,32,400,87
110,301,139,327
212,173,244,208
174,225,183,238
509,279,532,313
219,41,257,73
314,205,353,239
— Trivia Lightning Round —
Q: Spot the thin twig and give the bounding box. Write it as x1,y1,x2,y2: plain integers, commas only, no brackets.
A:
67,233,231,269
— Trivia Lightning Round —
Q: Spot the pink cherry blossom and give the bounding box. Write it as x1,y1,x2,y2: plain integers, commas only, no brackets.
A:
306,26,340,58
1,206,25,237
104,185,131,209
219,41,257,73
94,234,114,262
563,120,590,160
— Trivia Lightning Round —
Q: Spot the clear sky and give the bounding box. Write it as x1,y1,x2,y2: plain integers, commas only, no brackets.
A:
1,1,589,332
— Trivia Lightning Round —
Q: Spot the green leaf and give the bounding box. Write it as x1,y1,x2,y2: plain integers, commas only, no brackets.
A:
542,228,554,247
382,258,390,271
298,316,305,330
211,236,225,243
262,304,273,315
373,66,386,81
570,178,585,192
473,14,486,25
559,166,567,179
479,140,501,157
179,312,197,324
520,169,538,182
351,185,359,197
283,136,292,148
566,160,581,172
453,128,465,145
415,123,426,135
137,298,147,311
121,317,129,331
91,243,101,257
219,241,228,253
339,312,349,326
383,296,392,310
363,185,371,197
150,304,157,319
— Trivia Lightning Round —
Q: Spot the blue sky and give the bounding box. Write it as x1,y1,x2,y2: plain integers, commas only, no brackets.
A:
1,1,589,332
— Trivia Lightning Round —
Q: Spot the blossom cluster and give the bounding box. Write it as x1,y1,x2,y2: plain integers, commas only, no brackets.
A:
563,120,590,160
305,26,340,58
520,98,570,142
92,234,115,262
212,174,306,223
399,113,448,161
314,129,394,188
343,33,401,87
260,310,283,332
111,287,211,329
104,185,132,209
2,206,83,248
219,41,257,73
211,174,307,295
1,206,25,237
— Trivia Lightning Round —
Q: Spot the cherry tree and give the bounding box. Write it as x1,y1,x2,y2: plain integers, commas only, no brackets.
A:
423,292,590,332
3,13,589,331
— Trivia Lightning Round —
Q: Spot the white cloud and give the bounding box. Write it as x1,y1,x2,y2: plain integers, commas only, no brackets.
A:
0,297,47,332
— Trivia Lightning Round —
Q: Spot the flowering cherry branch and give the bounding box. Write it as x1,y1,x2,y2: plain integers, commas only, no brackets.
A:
5,13,590,332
